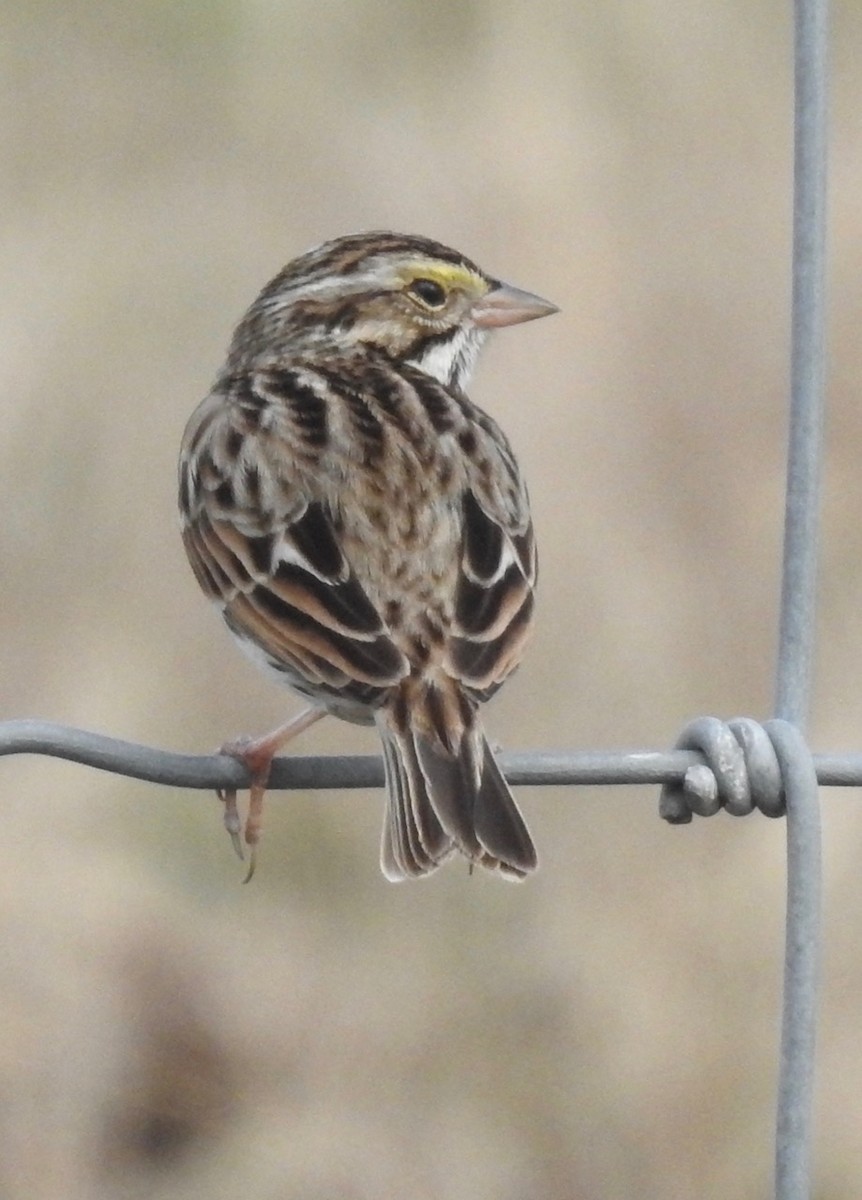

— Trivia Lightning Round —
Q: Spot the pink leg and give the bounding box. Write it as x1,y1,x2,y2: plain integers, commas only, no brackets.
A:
217,707,326,881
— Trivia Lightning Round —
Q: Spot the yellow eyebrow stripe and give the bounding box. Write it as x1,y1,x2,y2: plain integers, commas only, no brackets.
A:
401,261,488,293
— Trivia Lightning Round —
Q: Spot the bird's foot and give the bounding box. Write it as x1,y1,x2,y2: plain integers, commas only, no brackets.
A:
215,708,325,882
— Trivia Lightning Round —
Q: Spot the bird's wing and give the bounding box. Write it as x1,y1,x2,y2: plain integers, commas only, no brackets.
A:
179,370,409,705
445,406,537,697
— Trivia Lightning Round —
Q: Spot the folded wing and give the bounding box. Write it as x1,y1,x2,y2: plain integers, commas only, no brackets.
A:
179,375,410,711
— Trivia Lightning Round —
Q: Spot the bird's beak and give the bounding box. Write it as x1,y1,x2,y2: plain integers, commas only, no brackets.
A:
471,282,559,329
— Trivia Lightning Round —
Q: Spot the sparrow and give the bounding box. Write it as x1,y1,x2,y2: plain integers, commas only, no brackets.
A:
178,232,558,880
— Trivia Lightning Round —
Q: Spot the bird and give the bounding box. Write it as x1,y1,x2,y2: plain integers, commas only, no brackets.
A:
178,231,558,881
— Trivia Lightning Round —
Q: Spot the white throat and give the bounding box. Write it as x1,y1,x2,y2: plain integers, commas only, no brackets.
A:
409,325,486,390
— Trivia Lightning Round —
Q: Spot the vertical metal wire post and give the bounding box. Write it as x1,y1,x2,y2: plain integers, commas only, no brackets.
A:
775,0,829,728
773,0,828,1196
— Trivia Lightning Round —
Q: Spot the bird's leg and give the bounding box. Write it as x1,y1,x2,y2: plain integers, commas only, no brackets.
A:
217,706,326,881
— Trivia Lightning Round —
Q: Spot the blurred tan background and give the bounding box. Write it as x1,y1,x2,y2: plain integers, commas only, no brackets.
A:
2,2,862,1197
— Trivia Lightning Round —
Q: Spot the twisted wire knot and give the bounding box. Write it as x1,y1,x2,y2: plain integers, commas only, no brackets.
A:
660,716,788,823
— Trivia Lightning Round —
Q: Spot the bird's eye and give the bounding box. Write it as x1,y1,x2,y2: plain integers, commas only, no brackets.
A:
408,278,447,308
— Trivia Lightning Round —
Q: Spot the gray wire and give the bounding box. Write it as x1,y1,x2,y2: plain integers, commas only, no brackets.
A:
770,720,821,1200
772,1,828,1197
1,718,861,793
775,0,828,730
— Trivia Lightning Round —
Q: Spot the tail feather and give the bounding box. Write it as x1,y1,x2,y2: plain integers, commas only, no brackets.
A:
377,705,537,881
414,731,482,858
380,728,453,881
473,737,537,878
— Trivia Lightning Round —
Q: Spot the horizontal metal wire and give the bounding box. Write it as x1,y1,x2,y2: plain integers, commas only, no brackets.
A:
1,718,861,793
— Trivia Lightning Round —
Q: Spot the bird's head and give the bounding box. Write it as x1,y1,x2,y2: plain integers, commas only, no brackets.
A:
227,232,558,390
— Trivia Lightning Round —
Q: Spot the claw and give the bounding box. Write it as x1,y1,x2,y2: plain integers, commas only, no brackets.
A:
212,707,325,881
241,845,258,885
218,787,245,861
229,829,245,862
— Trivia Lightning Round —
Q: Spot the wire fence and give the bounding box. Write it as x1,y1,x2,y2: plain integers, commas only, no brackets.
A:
2,718,862,794
0,2,832,1197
